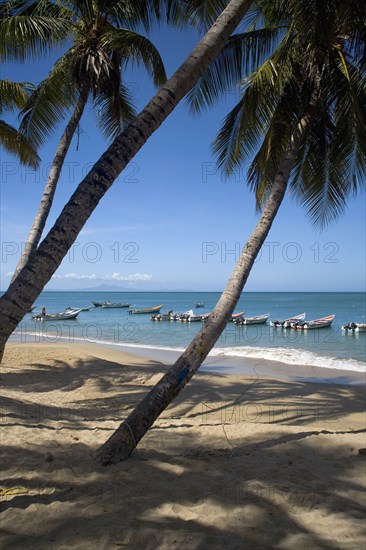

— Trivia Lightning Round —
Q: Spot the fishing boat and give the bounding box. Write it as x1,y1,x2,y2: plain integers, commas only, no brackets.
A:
92,300,105,307
234,313,270,325
129,304,164,314
179,310,194,322
101,301,131,308
270,312,306,328
65,306,92,312
295,314,335,330
195,302,205,308
230,311,245,322
187,312,208,322
170,311,191,321
151,310,174,321
32,309,82,321
342,322,366,332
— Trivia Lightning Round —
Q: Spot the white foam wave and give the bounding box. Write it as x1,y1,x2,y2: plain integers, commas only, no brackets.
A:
11,332,365,373
209,346,365,372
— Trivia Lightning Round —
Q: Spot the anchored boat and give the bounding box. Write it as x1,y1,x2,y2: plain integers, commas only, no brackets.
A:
270,313,306,328
32,309,82,321
129,304,164,314
234,313,270,325
294,314,335,330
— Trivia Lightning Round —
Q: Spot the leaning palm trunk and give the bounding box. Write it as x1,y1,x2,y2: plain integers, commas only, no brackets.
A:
11,85,89,282
95,125,305,464
0,0,252,361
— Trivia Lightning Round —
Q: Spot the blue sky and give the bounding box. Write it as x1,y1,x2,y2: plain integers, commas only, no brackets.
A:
1,22,365,292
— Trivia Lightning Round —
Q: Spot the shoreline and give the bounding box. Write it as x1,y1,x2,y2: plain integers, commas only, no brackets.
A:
8,334,366,385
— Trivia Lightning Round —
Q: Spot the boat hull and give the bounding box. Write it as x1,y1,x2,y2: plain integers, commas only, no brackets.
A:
235,314,270,325
129,304,164,314
270,313,306,328
295,314,335,330
101,303,131,308
32,309,81,321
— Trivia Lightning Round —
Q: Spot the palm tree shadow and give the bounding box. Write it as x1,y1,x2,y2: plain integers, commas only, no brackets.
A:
1,355,365,549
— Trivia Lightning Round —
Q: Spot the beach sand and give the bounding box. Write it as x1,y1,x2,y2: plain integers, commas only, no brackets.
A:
1,342,365,549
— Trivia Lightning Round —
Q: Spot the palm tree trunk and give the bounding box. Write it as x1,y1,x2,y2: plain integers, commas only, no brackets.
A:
0,0,252,361
95,133,302,464
11,85,89,282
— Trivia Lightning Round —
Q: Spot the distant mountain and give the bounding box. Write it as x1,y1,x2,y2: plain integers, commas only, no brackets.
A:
66,284,198,292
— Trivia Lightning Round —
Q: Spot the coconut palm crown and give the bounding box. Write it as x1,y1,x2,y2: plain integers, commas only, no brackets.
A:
188,0,366,227
1,0,167,146
1,0,167,280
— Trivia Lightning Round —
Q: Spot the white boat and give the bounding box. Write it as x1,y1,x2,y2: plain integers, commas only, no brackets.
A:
129,304,164,314
32,309,82,321
101,300,131,308
234,313,270,325
296,314,335,330
230,311,245,322
188,313,206,322
150,310,174,321
270,312,306,328
65,306,92,312
342,322,366,332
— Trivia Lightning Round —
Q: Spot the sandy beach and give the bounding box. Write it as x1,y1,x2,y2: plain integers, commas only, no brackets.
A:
1,342,365,549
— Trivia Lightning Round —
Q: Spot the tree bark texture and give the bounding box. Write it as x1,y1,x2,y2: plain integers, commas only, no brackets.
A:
0,0,252,360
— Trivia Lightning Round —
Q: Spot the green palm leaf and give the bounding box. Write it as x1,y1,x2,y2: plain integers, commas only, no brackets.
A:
0,119,40,167
93,84,136,140
101,28,167,86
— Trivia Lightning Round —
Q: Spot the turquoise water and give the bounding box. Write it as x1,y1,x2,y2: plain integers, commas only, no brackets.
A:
12,291,366,372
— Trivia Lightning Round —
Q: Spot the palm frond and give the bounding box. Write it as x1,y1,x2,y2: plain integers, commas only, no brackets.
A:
0,79,32,113
187,27,284,113
0,119,40,167
0,0,71,61
19,51,78,147
102,29,167,86
93,84,136,141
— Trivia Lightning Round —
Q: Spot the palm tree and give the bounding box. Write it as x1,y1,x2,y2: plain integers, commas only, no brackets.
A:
2,0,167,281
0,0,364,465
0,79,39,167
95,0,366,463
0,0,254,360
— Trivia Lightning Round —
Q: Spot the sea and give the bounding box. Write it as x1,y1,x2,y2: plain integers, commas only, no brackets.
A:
10,291,366,380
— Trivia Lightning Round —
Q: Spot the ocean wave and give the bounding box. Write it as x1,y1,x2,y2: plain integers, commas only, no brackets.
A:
209,346,365,372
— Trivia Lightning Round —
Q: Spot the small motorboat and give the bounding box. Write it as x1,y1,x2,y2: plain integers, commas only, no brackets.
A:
129,304,164,314
195,302,205,308
151,310,174,321
230,311,245,322
187,312,207,322
32,309,82,321
270,312,306,328
101,300,131,308
295,314,335,330
234,313,270,325
342,322,366,333
65,306,92,312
